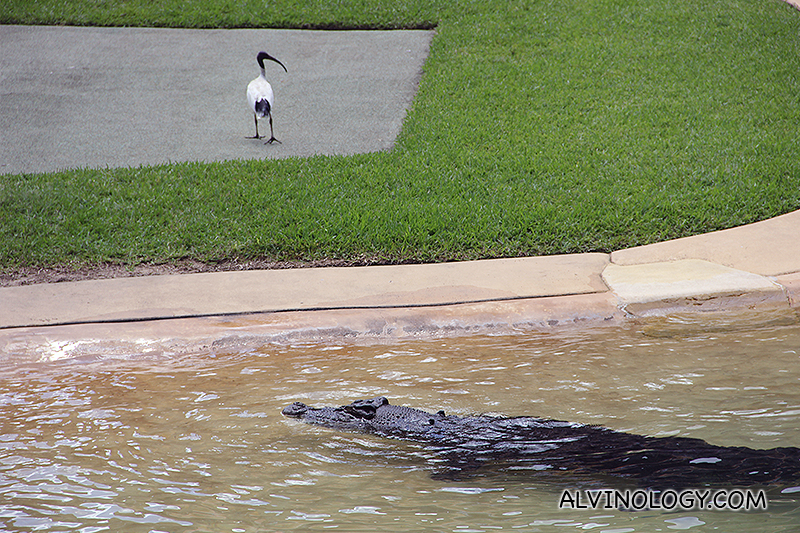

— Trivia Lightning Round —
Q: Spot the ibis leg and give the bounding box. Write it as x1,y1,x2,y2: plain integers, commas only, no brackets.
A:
265,115,281,144
246,114,262,139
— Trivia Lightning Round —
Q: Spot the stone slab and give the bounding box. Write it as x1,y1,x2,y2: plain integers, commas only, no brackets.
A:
602,259,787,315
610,210,800,277
0,292,624,362
0,26,433,175
0,254,610,328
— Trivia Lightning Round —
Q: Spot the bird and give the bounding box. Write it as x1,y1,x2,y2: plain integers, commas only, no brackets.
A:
246,51,287,144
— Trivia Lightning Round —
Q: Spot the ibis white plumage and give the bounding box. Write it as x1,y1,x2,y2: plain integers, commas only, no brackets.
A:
246,51,287,144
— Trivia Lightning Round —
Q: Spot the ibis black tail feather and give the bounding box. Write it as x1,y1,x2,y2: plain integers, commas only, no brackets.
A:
254,98,271,119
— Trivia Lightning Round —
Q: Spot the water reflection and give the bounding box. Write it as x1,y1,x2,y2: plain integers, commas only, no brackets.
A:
1,323,799,531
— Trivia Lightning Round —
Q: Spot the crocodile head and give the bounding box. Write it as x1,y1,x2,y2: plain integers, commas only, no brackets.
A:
282,396,447,439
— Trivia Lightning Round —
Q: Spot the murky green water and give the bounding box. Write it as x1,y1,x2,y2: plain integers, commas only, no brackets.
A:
2,319,800,532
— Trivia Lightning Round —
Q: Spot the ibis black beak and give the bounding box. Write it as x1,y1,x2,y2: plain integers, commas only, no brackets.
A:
256,51,287,73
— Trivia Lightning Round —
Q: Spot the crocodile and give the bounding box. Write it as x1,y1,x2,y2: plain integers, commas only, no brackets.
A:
282,396,800,487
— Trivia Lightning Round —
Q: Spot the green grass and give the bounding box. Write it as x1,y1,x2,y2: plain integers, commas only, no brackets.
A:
2,0,800,271
0,0,442,29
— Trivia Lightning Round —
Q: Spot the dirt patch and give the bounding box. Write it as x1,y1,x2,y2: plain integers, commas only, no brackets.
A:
0,258,412,287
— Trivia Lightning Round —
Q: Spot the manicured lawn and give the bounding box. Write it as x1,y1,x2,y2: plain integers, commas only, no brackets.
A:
2,0,799,271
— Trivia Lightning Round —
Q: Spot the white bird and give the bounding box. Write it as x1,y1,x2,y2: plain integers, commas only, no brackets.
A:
246,51,287,144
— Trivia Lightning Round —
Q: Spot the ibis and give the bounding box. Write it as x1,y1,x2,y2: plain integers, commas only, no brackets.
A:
246,51,287,144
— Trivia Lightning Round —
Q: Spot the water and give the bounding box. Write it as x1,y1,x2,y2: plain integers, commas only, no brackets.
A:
2,317,800,532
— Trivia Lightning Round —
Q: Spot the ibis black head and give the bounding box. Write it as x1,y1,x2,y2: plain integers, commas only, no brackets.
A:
256,51,287,73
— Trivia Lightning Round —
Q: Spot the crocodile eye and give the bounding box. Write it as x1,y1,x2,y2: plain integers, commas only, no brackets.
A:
427,418,435,425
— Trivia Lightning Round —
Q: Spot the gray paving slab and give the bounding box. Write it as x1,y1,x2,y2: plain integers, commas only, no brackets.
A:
0,26,433,175
0,254,610,328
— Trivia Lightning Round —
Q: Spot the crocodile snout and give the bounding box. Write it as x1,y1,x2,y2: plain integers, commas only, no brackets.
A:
281,402,308,417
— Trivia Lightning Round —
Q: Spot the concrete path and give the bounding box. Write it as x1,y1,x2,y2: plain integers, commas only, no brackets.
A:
0,26,432,175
